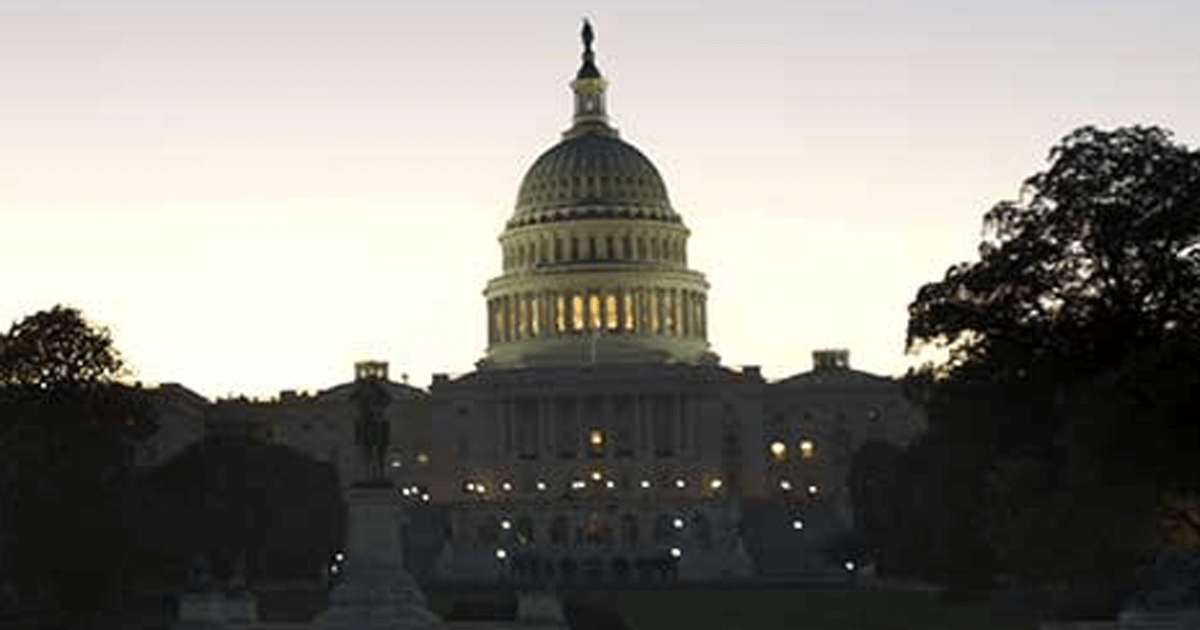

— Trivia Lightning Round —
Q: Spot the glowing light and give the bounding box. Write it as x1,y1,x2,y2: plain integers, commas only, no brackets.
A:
465,482,476,492
416,452,430,465
845,561,856,572
501,519,512,530
589,429,604,446
476,484,487,494
640,479,651,489
334,552,345,562
401,487,411,496
807,484,819,496
536,480,547,491
390,460,401,468
572,480,586,490
420,493,430,502
779,479,792,491
591,470,602,481
672,518,684,530
605,479,615,489
769,441,786,460
799,439,815,459
674,478,686,489
670,547,681,558
501,481,513,492
792,519,804,530
709,478,723,490
496,549,508,560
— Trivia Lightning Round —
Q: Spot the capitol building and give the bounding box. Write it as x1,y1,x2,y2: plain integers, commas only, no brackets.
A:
143,22,924,585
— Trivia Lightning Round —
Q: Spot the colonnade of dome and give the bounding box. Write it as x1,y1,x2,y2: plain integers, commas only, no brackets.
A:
487,286,708,344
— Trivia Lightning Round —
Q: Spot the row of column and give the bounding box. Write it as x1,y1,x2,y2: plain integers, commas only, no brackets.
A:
487,288,707,344
503,231,686,270
495,393,694,461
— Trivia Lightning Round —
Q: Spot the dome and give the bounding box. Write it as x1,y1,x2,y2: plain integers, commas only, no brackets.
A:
508,132,679,229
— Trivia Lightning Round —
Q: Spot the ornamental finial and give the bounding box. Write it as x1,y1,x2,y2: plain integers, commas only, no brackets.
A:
581,19,594,54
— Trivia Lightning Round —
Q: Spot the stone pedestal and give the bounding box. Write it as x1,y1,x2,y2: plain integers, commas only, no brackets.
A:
316,484,444,630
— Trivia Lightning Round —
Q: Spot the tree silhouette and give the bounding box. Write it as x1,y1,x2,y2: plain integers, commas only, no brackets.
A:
901,126,1200,595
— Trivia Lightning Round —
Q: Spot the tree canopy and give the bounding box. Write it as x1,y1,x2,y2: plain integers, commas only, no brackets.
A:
892,126,1200,597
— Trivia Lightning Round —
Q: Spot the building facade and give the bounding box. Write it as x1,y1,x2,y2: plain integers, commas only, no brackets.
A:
140,22,925,586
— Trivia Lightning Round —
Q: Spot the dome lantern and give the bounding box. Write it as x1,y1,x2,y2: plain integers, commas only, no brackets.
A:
567,19,616,139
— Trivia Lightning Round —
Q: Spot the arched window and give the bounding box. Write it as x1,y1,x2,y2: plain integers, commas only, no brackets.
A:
555,293,567,333
572,294,585,332
604,293,618,331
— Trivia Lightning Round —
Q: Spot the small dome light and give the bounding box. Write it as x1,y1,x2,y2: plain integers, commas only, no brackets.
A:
807,484,819,496
591,471,603,481
639,479,651,489
334,552,345,562
476,484,487,494
465,482,476,492
709,478,723,490
496,549,508,560
674,478,686,489
605,479,616,489
769,441,786,460
792,519,804,530
670,547,681,558
779,479,793,491
500,519,512,530
845,560,856,572
672,518,684,530
420,493,431,502
536,481,547,491
501,481,513,492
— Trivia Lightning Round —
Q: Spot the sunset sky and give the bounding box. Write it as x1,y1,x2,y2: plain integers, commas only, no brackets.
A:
3,0,1199,398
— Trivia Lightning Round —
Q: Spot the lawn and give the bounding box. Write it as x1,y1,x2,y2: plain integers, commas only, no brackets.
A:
610,588,1031,630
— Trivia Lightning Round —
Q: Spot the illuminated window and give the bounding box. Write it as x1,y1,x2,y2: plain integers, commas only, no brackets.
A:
769,441,787,461
623,292,635,331
604,293,618,331
590,470,603,482
799,439,815,459
518,296,529,338
649,291,660,333
572,295,585,332
665,291,676,335
416,452,430,465
556,295,566,333
709,478,723,490
589,428,604,446
508,298,517,340
529,296,540,336
589,294,602,330
493,302,504,343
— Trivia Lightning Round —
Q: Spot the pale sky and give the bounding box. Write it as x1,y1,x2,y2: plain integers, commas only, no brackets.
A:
2,0,1198,398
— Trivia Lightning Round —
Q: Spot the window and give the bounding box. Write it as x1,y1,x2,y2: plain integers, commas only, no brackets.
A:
622,292,635,331
572,295,585,332
604,293,618,331
550,516,569,546
556,294,567,333
588,428,605,458
799,439,815,459
588,294,602,331
769,440,786,461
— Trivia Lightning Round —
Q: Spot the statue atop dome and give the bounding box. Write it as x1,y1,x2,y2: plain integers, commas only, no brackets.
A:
576,18,601,79
582,19,594,53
